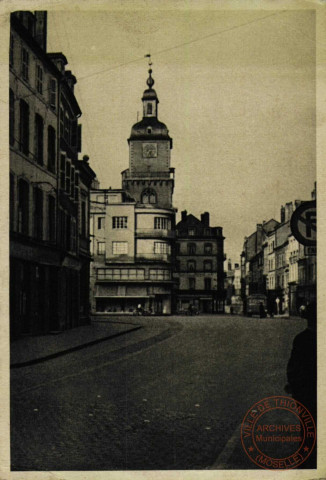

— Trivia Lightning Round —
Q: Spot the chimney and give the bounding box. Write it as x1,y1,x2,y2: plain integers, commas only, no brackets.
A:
65,71,77,91
34,11,47,51
228,259,232,271
285,202,293,222
256,223,262,231
280,206,285,223
181,210,187,222
201,212,209,226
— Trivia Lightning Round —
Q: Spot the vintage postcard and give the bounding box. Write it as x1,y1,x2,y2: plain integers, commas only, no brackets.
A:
1,0,325,479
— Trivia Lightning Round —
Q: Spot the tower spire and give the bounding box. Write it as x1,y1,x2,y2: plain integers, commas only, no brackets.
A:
144,53,154,89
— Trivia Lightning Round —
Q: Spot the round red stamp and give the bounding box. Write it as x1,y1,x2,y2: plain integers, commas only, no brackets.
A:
241,396,316,469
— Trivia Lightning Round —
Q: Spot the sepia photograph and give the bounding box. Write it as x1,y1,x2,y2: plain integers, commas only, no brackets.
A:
3,0,324,477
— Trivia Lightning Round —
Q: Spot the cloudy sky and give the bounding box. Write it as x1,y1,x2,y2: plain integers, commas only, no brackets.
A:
47,7,316,261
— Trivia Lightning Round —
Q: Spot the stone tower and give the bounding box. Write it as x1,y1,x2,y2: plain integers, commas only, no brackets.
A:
122,68,175,208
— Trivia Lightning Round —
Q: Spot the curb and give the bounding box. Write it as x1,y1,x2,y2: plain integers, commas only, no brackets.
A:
10,325,142,369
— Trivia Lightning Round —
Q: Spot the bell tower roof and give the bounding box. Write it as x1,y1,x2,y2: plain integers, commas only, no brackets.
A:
141,68,159,102
128,65,172,146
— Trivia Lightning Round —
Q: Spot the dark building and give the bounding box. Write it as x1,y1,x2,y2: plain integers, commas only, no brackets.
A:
10,11,96,338
173,211,225,313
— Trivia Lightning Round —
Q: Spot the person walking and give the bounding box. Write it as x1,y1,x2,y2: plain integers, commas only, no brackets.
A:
285,301,317,468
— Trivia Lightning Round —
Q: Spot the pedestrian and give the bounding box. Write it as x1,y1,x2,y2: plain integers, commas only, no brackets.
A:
285,300,317,468
275,297,280,315
137,303,142,316
286,301,316,419
299,303,306,316
259,302,265,318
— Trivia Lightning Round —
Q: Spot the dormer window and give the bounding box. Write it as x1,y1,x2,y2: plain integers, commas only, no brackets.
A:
147,127,152,134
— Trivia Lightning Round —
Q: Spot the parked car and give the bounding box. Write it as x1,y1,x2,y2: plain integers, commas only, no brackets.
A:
246,294,267,318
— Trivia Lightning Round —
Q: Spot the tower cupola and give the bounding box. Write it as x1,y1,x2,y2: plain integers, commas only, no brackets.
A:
128,67,172,146
142,68,159,118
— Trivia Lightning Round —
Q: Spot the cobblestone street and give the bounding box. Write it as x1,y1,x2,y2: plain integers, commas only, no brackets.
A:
11,315,305,470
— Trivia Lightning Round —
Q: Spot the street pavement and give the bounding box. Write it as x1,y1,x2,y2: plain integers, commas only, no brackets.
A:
11,319,142,367
11,314,306,471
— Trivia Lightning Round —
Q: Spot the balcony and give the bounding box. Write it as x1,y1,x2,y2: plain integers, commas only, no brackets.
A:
122,168,175,180
136,253,172,263
136,228,175,239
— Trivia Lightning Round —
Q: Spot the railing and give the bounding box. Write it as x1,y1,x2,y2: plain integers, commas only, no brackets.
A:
136,228,175,239
122,168,175,180
136,253,172,263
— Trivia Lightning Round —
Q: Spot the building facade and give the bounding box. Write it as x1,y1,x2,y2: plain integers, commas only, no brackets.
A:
224,260,242,313
10,11,95,338
241,219,280,303
241,187,316,316
90,69,176,315
173,211,225,313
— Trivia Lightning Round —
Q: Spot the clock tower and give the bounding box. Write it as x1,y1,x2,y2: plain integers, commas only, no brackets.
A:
122,68,175,209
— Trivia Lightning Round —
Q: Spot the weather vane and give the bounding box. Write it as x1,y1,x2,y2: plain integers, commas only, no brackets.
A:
145,53,152,67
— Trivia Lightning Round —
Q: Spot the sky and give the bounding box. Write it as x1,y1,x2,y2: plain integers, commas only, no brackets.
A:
46,7,316,262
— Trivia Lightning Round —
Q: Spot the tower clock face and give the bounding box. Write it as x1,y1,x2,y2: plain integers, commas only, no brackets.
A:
143,143,157,158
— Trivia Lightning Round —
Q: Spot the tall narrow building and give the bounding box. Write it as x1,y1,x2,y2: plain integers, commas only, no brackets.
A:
90,68,176,314
10,11,96,338
122,68,175,208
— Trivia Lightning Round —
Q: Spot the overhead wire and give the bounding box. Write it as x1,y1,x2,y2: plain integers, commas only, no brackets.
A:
77,10,286,83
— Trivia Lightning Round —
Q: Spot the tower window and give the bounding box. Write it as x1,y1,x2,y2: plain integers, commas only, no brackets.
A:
147,127,152,134
147,103,152,115
141,188,157,204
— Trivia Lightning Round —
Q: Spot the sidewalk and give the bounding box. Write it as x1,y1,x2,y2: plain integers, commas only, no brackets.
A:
10,319,142,368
